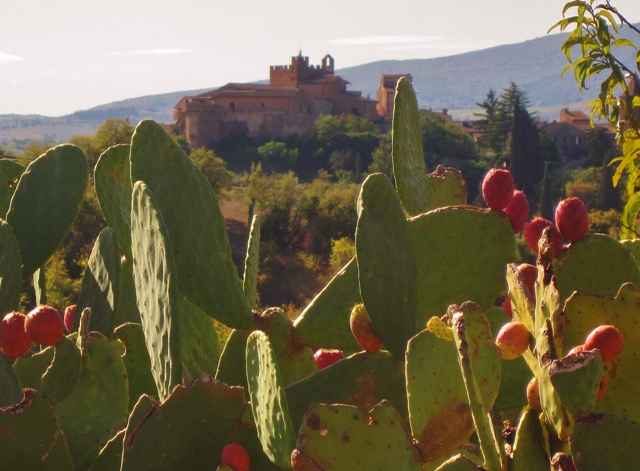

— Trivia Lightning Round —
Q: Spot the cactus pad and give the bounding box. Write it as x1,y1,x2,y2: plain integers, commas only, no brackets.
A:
356,173,417,358
510,408,549,471
0,353,22,408
41,336,82,405
426,165,467,210
130,120,252,329
6,144,88,280
293,257,361,352
0,220,21,314
0,159,24,216
293,400,421,470
243,214,260,309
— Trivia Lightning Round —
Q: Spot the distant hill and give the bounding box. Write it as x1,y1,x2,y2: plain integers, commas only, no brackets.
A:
1,24,638,146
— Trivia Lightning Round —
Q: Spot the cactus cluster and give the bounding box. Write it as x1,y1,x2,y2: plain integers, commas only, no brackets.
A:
0,77,638,470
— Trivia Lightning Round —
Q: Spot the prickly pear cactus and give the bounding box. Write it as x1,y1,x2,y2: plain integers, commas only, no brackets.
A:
0,159,24,216
0,220,21,314
243,214,260,309
356,173,417,358
292,400,422,470
6,144,88,280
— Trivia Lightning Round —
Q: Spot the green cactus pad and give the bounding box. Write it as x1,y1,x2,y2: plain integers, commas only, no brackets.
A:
535,319,572,442
130,120,252,329
0,389,74,470
41,336,82,405
286,351,407,431
356,173,417,358
0,159,24,216
112,323,158,410
410,207,516,329
75,227,121,336
113,256,141,326
54,332,129,471
87,429,124,471
554,234,640,302
6,144,88,280
392,77,429,216
243,214,260,309
485,306,530,411
216,328,251,392
571,413,640,470
293,256,362,352
130,181,181,402
246,331,296,468
563,283,640,422
510,408,549,471
12,346,54,390
451,302,505,471
0,354,22,408
620,238,640,264
34,266,47,305
426,165,467,210
406,329,474,462
94,144,133,260
0,220,21,313
176,294,221,382
549,350,603,416
121,374,248,471
434,454,484,471
293,400,421,471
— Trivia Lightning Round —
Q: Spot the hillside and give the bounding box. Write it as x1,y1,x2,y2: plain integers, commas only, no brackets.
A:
1,24,638,145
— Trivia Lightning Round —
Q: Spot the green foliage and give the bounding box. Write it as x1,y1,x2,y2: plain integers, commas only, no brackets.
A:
367,138,393,180
189,147,232,194
330,237,355,270
419,110,477,167
257,141,299,174
551,0,640,238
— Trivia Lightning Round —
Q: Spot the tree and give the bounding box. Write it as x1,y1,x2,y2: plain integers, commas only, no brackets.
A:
552,1,640,238
368,139,393,180
419,110,477,167
257,141,298,173
189,147,232,195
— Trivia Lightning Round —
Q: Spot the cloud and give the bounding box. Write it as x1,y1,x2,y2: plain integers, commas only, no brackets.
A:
108,48,194,56
329,35,446,46
0,52,24,64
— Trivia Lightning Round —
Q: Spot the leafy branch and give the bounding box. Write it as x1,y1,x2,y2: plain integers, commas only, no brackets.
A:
550,0,640,238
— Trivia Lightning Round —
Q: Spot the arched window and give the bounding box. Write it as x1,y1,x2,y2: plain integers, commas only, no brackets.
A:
308,105,312,114
261,103,265,110
229,103,235,112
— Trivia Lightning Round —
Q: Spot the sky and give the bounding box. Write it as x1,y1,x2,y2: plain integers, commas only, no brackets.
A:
1,0,639,116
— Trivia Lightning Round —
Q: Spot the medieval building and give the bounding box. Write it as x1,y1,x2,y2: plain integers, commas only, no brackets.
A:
174,53,394,149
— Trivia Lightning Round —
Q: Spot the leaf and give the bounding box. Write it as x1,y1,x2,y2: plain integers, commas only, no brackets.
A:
620,193,640,240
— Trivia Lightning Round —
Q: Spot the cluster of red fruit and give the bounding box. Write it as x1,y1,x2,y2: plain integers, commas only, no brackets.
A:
0,305,70,360
218,442,250,471
482,168,590,257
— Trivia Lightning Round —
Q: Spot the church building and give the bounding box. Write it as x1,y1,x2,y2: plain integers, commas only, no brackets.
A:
174,53,393,149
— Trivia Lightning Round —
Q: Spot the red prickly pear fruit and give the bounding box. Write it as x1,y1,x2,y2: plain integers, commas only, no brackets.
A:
64,304,76,334
0,312,32,360
25,305,64,347
584,325,624,363
503,297,513,319
482,168,515,211
527,377,541,412
555,197,589,243
220,442,250,471
313,349,344,370
504,190,529,233
524,217,564,257
596,376,607,401
517,263,537,298
495,321,530,360
350,303,382,354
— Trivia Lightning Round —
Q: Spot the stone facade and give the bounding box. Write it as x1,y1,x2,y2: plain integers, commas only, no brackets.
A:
174,53,384,149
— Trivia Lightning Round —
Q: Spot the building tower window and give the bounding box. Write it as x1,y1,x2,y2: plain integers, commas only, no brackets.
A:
261,103,265,110
229,103,235,112
308,105,312,114
299,104,303,113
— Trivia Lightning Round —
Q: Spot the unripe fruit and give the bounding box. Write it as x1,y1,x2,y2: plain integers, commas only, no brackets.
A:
524,217,564,257
482,169,515,211
504,190,529,233
555,197,589,242
527,377,541,412
0,312,32,359
503,297,513,319
313,349,344,370
517,263,537,298
64,304,76,333
495,321,530,360
597,376,607,401
25,305,64,347
220,442,250,471
584,325,624,363
350,303,382,354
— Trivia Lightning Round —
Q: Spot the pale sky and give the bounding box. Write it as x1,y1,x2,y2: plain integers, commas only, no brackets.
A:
1,0,639,116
